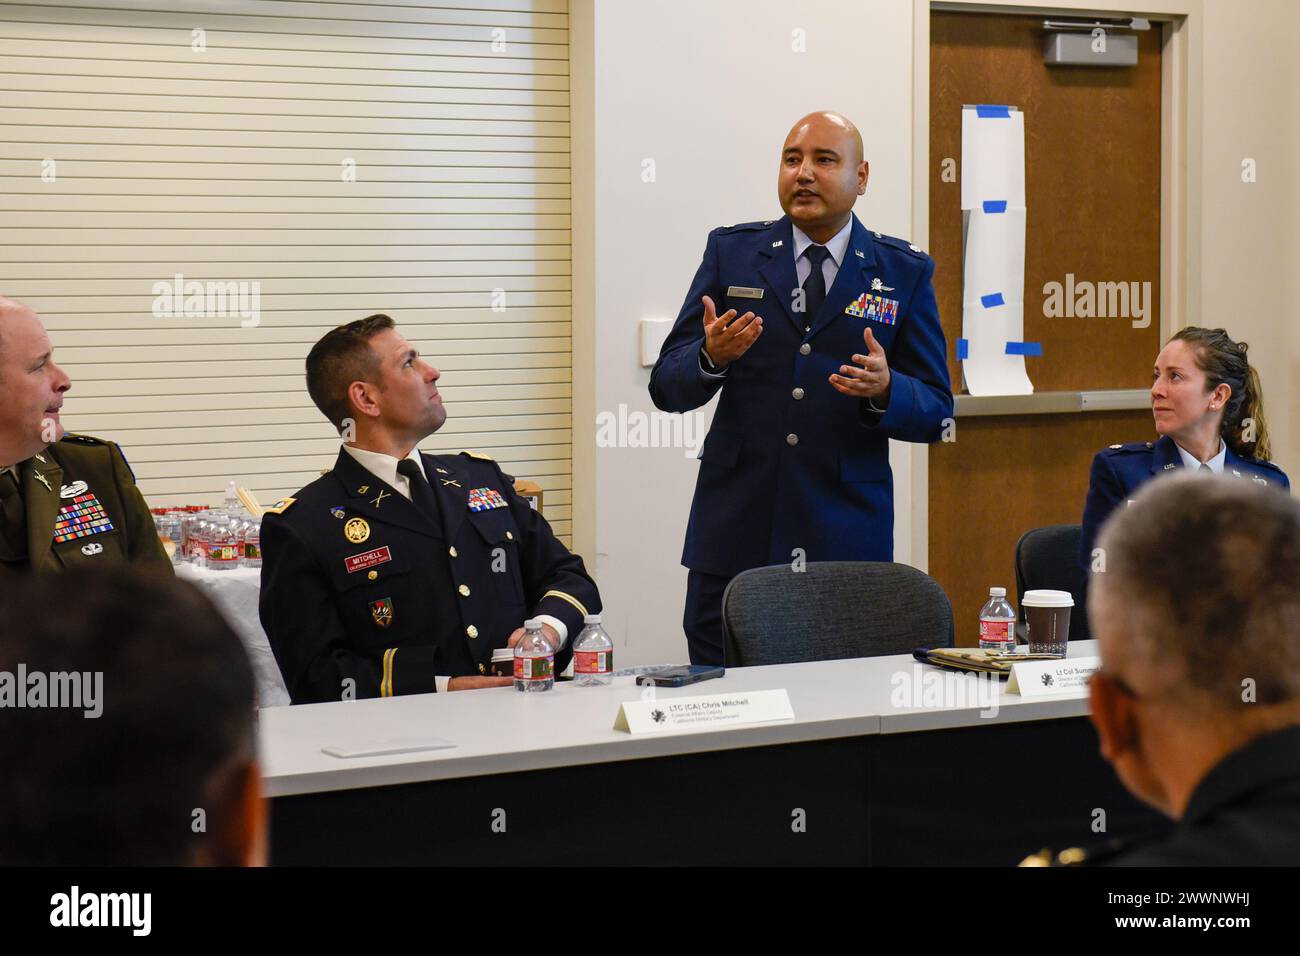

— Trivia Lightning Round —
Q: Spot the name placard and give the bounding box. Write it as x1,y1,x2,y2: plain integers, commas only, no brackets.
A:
1006,656,1100,698
614,689,794,734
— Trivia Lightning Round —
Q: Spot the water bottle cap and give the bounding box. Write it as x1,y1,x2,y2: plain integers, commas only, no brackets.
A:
524,618,541,629
989,587,1006,597
583,614,601,624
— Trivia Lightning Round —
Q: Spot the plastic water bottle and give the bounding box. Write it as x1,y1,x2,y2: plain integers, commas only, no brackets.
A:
978,586,1017,653
572,614,613,686
513,618,555,692
242,518,262,568
207,515,240,572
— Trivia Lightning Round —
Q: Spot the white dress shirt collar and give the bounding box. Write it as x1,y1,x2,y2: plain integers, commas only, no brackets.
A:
792,217,853,269
342,443,425,501
1175,438,1227,474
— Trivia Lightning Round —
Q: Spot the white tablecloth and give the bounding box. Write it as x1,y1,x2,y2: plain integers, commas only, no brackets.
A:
175,564,291,708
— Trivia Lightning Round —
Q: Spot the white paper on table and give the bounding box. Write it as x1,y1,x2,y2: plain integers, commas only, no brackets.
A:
960,106,1025,210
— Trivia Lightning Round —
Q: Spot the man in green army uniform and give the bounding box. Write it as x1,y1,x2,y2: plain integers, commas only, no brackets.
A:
0,297,169,580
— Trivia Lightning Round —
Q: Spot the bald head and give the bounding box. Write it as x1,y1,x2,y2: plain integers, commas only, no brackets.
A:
0,297,71,466
778,111,869,243
0,296,37,376
785,111,865,165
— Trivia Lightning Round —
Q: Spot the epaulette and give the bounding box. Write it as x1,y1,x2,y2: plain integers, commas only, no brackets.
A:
1250,457,1285,475
1103,441,1153,455
461,451,494,462
263,497,296,515
61,433,136,482
60,433,110,447
715,220,773,234
871,231,929,258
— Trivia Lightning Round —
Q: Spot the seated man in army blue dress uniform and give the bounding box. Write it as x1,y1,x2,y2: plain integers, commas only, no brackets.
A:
260,314,600,704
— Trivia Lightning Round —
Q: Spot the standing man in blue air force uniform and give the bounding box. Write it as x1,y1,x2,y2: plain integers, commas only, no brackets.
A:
649,111,954,665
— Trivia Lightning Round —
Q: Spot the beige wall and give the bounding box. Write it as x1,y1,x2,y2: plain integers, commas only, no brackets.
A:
1197,0,1298,478
573,0,1300,665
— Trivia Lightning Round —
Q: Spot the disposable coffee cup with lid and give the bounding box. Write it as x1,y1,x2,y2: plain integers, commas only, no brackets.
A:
1022,589,1073,654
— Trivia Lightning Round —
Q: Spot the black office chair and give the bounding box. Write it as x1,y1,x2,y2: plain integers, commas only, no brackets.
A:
1013,524,1091,643
721,561,954,667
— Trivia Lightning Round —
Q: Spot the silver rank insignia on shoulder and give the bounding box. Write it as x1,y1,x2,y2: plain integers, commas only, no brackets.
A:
909,244,923,253
771,240,784,248
870,277,894,292
873,231,882,238
34,471,51,492
1253,476,1268,485
1109,444,1122,450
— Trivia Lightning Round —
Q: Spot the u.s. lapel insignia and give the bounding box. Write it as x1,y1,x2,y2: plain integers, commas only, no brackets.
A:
33,471,51,492
371,489,390,509
871,277,894,293
357,484,369,495
370,597,394,629
344,517,370,544
771,239,784,248
1163,463,1176,470
441,478,461,488
855,249,866,259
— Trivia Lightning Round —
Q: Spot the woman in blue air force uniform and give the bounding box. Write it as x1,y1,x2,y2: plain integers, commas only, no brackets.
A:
1080,327,1290,575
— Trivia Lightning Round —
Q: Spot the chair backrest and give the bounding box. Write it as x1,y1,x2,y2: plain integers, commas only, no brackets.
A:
1013,524,1091,642
721,561,954,667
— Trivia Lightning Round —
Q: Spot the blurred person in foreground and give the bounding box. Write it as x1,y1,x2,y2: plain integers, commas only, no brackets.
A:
1025,474,1300,865
0,568,264,865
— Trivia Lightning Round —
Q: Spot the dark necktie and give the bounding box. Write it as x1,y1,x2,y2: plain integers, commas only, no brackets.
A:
0,467,28,560
396,458,441,527
801,244,830,325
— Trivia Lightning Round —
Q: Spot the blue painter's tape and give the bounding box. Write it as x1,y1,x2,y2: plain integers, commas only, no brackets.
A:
980,292,1005,308
1005,341,1043,357
957,338,969,360
982,200,1007,213
976,104,1012,118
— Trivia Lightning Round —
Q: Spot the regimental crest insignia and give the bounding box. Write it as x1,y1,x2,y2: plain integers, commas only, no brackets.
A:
370,597,394,629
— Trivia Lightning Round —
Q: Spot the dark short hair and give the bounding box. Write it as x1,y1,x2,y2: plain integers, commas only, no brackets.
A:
1095,474,1300,709
305,313,395,430
0,569,257,865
